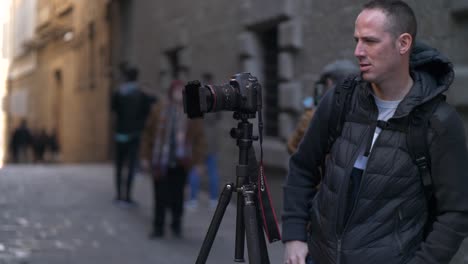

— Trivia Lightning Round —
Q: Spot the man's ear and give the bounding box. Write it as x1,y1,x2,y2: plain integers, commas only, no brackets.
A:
398,33,413,55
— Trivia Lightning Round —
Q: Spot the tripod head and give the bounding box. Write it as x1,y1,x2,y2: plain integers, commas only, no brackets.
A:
229,112,259,188
230,112,257,141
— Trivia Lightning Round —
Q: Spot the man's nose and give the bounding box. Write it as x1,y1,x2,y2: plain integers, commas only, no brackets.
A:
354,42,365,58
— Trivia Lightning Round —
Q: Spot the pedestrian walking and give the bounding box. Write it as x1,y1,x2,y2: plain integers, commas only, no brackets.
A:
46,129,60,163
141,80,206,238
111,65,154,206
9,119,32,163
32,128,48,163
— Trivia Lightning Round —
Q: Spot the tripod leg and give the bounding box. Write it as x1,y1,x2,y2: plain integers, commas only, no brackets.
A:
196,183,234,264
243,186,262,264
256,200,270,264
234,192,245,262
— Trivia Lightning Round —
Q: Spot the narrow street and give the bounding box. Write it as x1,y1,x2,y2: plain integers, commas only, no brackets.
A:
0,164,283,264
0,164,467,263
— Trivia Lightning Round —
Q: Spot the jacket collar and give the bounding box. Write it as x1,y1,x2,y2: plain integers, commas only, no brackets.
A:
356,42,453,118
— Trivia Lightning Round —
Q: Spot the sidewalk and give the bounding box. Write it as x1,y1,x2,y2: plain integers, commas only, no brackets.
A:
0,164,284,264
1,164,466,264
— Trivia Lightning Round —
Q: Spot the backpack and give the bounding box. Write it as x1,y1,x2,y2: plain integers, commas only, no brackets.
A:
327,75,445,235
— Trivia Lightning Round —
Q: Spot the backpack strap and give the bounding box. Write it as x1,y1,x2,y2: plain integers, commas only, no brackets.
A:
345,115,409,133
407,94,445,202
407,94,446,238
327,75,359,152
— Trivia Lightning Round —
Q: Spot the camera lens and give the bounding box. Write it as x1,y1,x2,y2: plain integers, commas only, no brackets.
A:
183,72,259,119
208,84,239,112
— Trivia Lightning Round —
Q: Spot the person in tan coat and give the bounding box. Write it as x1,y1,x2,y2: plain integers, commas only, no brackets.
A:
287,108,315,154
141,80,206,238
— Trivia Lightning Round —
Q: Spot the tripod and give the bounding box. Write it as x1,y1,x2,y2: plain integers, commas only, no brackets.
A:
196,112,270,264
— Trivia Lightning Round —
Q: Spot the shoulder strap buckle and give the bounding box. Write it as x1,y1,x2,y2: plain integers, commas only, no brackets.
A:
415,156,429,171
376,120,389,130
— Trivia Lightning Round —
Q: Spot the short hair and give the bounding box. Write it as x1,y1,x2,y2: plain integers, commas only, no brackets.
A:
125,67,139,82
363,0,417,41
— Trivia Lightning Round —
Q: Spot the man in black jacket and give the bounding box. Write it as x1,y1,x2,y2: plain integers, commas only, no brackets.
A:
9,119,32,163
111,66,154,206
283,1,468,263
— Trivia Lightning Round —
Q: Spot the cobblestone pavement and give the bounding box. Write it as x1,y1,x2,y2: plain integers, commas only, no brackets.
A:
0,164,283,264
0,164,466,264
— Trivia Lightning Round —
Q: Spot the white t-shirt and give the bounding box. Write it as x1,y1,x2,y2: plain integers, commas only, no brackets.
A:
353,95,402,170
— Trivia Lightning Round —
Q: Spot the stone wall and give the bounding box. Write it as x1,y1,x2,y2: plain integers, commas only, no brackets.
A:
124,0,467,174
118,0,468,216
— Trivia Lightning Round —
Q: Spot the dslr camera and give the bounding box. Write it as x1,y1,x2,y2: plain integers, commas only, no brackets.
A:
183,72,262,119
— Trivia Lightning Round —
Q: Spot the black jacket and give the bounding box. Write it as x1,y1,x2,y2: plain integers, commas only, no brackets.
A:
282,43,468,263
111,83,155,136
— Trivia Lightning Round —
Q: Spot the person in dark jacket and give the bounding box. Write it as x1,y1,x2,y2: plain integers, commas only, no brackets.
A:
47,129,60,163
283,1,468,264
9,119,32,163
111,66,155,206
32,129,48,163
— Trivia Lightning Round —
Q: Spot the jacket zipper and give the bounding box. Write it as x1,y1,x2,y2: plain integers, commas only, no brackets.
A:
395,208,404,253
336,99,379,263
337,239,342,263
335,126,369,263
341,136,377,233
338,115,409,262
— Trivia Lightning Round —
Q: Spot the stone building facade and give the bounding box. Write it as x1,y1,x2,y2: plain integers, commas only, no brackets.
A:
6,0,112,162
116,0,468,184
5,0,468,173
5,0,37,155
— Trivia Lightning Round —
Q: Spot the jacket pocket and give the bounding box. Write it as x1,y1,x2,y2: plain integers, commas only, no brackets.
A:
307,191,322,228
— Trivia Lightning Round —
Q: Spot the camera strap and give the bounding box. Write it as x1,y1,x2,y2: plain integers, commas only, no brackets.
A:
257,110,282,243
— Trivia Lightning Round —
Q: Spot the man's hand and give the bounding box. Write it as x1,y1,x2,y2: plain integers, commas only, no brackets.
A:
284,240,308,264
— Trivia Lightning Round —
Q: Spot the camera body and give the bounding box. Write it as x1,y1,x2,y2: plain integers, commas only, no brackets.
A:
183,72,262,119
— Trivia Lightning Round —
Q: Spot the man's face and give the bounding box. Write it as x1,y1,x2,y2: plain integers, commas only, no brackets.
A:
354,9,401,84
